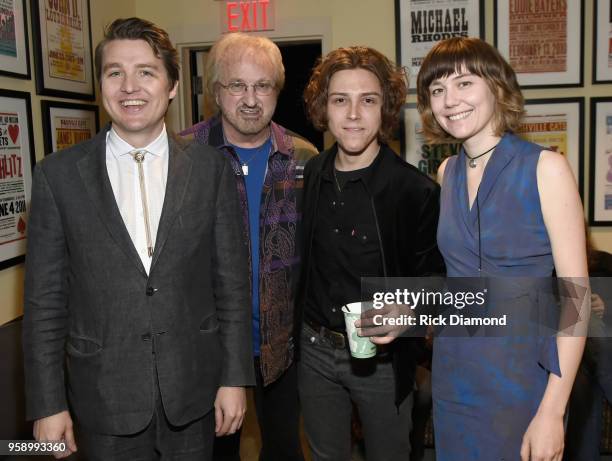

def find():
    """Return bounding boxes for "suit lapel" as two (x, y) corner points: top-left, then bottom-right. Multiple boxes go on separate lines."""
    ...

(77, 126), (147, 276)
(150, 135), (192, 271)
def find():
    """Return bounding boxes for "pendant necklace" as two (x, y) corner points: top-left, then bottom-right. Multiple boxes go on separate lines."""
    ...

(240, 143), (269, 176)
(241, 149), (259, 176)
(466, 143), (499, 168)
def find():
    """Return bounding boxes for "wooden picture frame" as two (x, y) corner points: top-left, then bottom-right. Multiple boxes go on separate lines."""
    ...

(0, 89), (35, 270)
(519, 98), (584, 199)
(30, 0), (95, 100)
(589, 97), (612, 226)
(395, 0), (484, 91)
(494, 0), (583, 88)
(593, 0), (612, 84)
(41, 100), (99, 155)
(400, 103), (461, 178)
(0, 0), (31, 79)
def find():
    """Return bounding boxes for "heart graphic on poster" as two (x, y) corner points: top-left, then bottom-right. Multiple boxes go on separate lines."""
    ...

(8, 125), (19, 144)
(17, 217), (26, 234)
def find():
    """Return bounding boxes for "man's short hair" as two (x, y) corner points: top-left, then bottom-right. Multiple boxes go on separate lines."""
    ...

(303, 46), (407, 144)
(205, 33), (285, 110)
(94, 17), (179, 89)
(416, 37), (524, 144)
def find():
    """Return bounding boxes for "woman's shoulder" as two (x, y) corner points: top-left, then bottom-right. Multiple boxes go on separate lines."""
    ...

(536, 148), (572, 177)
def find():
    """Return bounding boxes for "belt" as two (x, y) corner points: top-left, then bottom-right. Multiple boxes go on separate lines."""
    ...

(304, 317), (346, 349)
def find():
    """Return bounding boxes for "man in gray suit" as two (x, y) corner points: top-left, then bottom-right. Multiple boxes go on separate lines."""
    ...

(23, 17), (254, 460)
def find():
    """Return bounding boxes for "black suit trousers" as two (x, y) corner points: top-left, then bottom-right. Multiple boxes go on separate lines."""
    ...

(78, 375), (215, 461)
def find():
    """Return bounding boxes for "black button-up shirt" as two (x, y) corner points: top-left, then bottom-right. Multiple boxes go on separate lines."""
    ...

(304, 161), (383, 331)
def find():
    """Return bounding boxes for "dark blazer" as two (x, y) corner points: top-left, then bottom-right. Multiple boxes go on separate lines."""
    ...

(23, 125), (254, 435)
(297, 143), (445, 405)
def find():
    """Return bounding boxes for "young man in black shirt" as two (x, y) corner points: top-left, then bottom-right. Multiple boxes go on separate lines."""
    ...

(297, 46), (444, 461)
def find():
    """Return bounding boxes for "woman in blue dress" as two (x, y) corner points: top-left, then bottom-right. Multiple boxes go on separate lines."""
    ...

(415, 37), (589, 460)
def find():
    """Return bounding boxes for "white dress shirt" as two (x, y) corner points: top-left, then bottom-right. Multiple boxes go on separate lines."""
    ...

(106, 126), (169, 274)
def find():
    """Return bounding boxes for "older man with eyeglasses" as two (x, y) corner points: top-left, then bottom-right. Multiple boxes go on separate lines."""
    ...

(180, 33), (317, 461)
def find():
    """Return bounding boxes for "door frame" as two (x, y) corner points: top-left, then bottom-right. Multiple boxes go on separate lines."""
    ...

(169, 18), (332, 133)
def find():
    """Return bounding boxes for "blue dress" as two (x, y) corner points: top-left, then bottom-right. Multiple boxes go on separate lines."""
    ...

(434, 133), (561, 460)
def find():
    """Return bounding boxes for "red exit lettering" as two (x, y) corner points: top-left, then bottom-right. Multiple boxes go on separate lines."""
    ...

(226, 0), (273, 32)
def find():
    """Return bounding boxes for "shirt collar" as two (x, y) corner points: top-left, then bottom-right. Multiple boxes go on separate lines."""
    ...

(107, 124), (168, 159)
(322, 143), (384, 185)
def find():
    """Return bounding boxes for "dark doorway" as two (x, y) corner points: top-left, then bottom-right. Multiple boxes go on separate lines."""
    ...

(188, 40), (323, 151)
(276, 41), (323, 150)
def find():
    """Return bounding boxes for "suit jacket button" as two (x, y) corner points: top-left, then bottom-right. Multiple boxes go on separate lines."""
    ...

(146, 287), (156, 296)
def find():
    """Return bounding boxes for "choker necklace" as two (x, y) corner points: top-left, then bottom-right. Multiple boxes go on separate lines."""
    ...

(466, 143), (499, 168)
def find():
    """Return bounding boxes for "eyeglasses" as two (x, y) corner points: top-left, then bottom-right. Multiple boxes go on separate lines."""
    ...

(218, 80), (275, 96)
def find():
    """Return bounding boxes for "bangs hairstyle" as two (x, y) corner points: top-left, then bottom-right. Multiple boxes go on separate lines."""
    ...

(205, 33), (285, 111)
(416, 37), (524, 144)
(95, 17), (179, 90)
(303, 46), (407, 144)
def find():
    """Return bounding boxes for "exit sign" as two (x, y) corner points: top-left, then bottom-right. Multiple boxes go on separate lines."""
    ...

(221, 0), (275, 33)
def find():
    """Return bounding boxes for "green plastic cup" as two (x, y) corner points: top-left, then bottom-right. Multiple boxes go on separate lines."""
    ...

(342, 302), (377, 359)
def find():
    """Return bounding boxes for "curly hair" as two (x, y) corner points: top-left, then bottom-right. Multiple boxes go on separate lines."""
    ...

(95, 17), (179, 90)
(303, 47), (407, 143)
(416, 37), (524, 144)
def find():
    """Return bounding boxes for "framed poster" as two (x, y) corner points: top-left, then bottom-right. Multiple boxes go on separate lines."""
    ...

(0, 0), (30, 79)
(400, 103), (461, 178)
(0, 89), (35, 270)
(30, 0), (95, 100)
(593, 0), (612, 84)
(517, 98), (584, 199)
(395, 0), (484, 91)
(589, 97), (612, 226)
(494, 0), (583, 88)
(41, 100), (98, 155)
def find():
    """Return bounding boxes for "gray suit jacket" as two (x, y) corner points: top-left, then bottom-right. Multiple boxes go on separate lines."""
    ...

(23, 125), (254, 434)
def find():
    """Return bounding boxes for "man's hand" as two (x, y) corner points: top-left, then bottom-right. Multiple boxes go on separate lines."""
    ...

(355, 304), (414, 345)
(214, 386), (247, 436)
(33, 411), (77, 459)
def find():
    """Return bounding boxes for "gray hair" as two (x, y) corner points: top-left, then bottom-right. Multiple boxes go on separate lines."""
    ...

(205, 33), (285, 110)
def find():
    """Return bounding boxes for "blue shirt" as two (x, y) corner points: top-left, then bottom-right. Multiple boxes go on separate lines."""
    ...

(233, 138), (272, 356)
